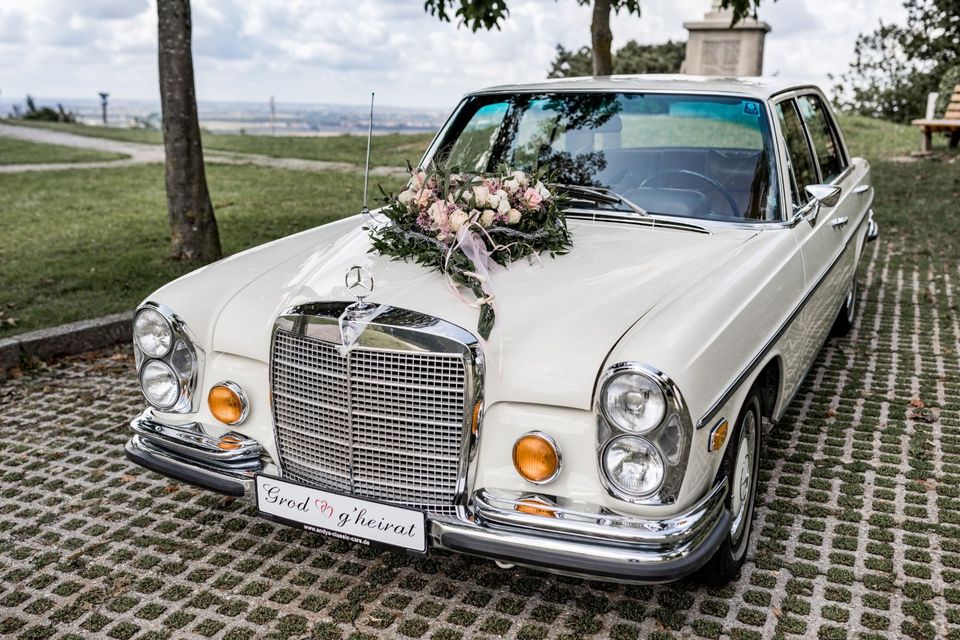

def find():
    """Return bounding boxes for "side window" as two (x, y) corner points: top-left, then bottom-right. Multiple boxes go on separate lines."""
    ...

(797, 95), (847, 182)
(775, 99), (817, 208)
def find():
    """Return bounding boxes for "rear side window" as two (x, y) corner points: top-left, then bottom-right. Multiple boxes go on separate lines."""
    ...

(797, 95), (847, 182)
(775, 100), (817, 208)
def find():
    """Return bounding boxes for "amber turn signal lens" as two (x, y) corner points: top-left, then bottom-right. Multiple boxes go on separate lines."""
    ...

(515, 498), (557, 518)
(512, 433), (560, 484)
(217, 435), (242, 451)
(709, 419), (729, 452)
(208, 384), (246, 425)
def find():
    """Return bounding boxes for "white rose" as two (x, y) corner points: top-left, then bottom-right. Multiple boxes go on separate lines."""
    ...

(511, 171), (528, 187)
(411, 171), (426, 190)
(502, 178), (519, 194)
(487, 191), (502, 210)
(497, 197), (510, 214)
(535, 181), (551, 200)
(472, 185), (490, 207)
(449, 209), (468, 232)
(480, 209), (496, 227)
(507, 208), (522, 224)
(398, 188), (416, 205)
(427, 201), (448, 228)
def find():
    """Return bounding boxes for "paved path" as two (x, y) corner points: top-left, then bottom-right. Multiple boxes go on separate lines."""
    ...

(0, 123), (405, 177)
(0, 237), (957, 639)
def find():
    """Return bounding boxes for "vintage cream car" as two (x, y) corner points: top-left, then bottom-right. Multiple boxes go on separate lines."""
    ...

(126, 76), (877, 585)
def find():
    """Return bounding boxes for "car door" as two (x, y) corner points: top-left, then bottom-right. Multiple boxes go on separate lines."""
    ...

(794, 93), (860, 350)
(773, 97), (826, 369)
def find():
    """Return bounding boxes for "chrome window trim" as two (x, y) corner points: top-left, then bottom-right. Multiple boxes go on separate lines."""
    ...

(135, 301), (204, 414)
(695, 210), (869, 431)
(269, 301), (483, 514)
(595, 362), (692, 505)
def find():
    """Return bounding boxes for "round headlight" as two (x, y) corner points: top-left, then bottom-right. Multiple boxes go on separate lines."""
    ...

(602, 435), (664, 496)
(134, 308), (173, 358)
(601, 371), (667, 433)
(140, 360), (181, 410)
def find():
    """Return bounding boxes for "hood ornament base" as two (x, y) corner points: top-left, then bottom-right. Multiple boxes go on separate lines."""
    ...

(339, 266), (381, 354)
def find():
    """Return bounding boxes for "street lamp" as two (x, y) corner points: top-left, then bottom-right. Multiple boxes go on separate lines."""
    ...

(99, 92), (109, 125)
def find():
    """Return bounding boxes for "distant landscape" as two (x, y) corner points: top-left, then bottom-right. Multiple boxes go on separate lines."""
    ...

(0, 96), (449, 136)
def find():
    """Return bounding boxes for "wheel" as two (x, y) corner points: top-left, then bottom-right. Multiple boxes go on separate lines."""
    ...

(831, 269), (858, 336)
(698, 391), (762, 586)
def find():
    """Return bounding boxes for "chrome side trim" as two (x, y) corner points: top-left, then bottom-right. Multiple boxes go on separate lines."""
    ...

(695, 210), (869, 430)
(472, 478), (727, 546)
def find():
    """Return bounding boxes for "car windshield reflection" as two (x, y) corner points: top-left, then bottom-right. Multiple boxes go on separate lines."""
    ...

(432, 92), (781, 222)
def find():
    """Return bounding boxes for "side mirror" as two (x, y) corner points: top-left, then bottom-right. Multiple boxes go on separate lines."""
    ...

(801, 184), (842, 226)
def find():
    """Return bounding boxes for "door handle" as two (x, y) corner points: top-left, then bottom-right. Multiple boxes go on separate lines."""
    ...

(853, 185), (871, 196)
(831, 217), (849, 229)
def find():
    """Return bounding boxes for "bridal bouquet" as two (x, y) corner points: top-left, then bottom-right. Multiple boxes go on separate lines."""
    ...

(368, 166), (572, 339)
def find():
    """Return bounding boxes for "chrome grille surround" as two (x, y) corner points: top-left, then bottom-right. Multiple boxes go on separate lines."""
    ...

(270, 302), (482, 518)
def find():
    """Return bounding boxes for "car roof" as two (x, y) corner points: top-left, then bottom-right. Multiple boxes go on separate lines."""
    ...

(469, 74), (818, 100)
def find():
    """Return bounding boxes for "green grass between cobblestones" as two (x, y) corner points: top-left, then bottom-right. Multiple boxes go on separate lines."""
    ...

(0, 136), (128, 164)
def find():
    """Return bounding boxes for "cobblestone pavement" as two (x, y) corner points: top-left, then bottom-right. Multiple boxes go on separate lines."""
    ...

(1, 236), (958, 640)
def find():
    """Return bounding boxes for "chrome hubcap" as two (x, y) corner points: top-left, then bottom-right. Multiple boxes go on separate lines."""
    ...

(730, 411), (756, 543)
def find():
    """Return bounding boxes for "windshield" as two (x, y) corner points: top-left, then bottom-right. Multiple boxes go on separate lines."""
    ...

(431, 92), (781, 222)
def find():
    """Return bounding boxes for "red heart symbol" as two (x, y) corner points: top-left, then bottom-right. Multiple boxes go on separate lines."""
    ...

(314, 499), (333, 518)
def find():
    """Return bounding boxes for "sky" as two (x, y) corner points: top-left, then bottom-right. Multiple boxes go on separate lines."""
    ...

(0, 0), (907, 112)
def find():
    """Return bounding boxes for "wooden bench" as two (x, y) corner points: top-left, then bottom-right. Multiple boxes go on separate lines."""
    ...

(912, 84), (960, 152)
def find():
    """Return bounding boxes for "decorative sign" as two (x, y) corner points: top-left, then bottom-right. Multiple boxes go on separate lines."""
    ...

(256, 475), (427, 553)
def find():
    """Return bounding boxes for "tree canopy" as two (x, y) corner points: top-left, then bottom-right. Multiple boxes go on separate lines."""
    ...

(832, 0), (960, 122)
(547, 40), (686, 78)
(423, 0), (764, 31)
(423, 0), (766, 75)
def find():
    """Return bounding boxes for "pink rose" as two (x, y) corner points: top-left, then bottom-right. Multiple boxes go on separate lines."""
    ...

(522, 187), (543, 210)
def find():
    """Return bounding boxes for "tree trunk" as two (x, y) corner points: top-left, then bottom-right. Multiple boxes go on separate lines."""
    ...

(158, 0), (221, 263)
(590, 0), (614, 76)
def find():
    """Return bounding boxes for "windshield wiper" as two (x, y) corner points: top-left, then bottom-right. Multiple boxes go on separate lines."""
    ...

(552, 183), (649, 217)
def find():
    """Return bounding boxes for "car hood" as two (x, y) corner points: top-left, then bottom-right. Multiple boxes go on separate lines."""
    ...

(211, 218), (757, 410)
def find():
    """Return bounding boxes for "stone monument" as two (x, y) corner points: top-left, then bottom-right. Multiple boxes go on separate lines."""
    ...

(683, 1), (771, 77)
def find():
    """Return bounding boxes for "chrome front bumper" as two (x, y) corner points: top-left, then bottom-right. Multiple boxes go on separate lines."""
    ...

(125, 411), (730, 582)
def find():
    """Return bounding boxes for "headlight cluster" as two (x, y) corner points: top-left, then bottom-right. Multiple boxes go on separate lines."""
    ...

(133, 303), (201, 413)
(597, 363), (691, 503)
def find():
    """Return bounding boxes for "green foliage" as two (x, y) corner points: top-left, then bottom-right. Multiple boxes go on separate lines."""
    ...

(9, 95), (76, 123)
(368, 166), (572, 339)
(833, 0), (960, 122)
(547, 40), (685, 78)
(424, 0), (764, 31)
(934, 65), (960, 117)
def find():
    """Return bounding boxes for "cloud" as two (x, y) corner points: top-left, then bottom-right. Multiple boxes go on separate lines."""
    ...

(0, 0), (911, 109)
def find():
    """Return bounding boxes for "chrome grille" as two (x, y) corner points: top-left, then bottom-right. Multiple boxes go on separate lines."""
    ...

(271, 327), (469, 515)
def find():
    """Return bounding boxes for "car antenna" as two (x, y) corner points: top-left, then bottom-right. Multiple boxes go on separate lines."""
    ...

(361, 91), (374, 218)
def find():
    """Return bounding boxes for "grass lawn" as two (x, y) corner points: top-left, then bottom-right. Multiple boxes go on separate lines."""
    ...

(0, 165), (406, 337)
(0, 112), (955, 338)
(0, 136), (128, 165)
(0, 119), (434, 168)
